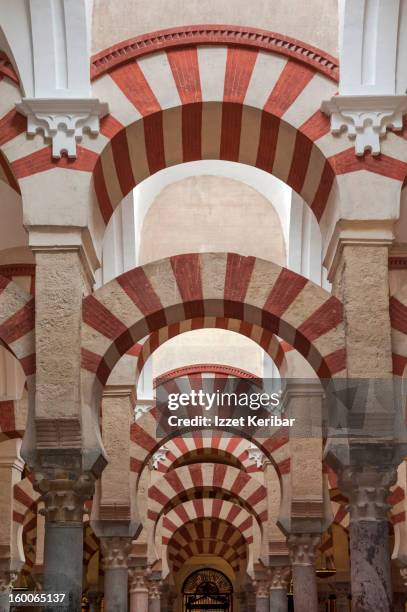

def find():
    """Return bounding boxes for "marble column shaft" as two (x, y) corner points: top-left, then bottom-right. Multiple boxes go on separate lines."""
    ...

(101, 537), (132, 612)
(288, 534), (319, 612)
(269, 566), (290, 612)
(129, 572), (149, 612)
(38, 474), (94, 612)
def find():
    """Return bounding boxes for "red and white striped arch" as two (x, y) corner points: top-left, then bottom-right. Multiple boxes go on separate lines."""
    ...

(13, 475), (40, 575)
(159, 499), (255, 546)
(89, 41), (338, 227)
(0, 275), (35, 378)
(133, 317), (288, 389)
(2, 26), (407, 219)
(158, 499), (259, 575)
(151, 433), (263, 474)
(130, 397), (290, 492)
(168, 539), (243, 574)
(165, 515), (250, 575)
(0, 64), (23, 194)
(87, 28), (407, 231)
(390, 290), (407, 376)
(82, 252), (346, 404)
(147, 462), (267, 526)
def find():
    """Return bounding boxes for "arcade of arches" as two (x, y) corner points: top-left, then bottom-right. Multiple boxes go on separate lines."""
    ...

(0, 1), (407, 611)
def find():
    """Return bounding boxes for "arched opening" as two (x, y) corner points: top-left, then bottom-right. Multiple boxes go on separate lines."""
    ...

(182, 567), (233, 612)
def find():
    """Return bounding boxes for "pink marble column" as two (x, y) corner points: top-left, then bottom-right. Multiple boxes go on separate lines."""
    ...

(129, 571), (149, 612)
(287, 534), (320, 612)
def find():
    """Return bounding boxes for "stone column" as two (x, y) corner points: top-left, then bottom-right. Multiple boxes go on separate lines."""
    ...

(269, 567), (290, 612)
(37, 472), (95, 612)
(254, 581), (269, 612)
(287, 534), (320, 612)
(148, 582), (161, 612)
(0, 571), (16, 612)
(0, 439), (24, 611)
(129, 571), (149, 612)
(338, 465), (396, 612)
(101, 537), (131, 612)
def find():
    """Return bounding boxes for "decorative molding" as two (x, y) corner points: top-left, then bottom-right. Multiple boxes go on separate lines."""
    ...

(134, 401), (154, 421)
(35, 418), (81, 450)
(154, 363), (261, 387)
(389, 256), (407, 270)
(15, 98), (109, 159)
(247, 445), (265, 469)
(151, 447), (168, 470)
(91, 25), (339, 82)
(99, 504), (131, 521)
(321, 94), (407, 156)
(0, 52), (19, 85)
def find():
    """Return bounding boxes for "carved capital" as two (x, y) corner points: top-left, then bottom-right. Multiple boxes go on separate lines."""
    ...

(149, 581), (162, 600)
(287, 534), (320, 566)
(253, 580), (269, 599)
(35, 472), (95, 523)
(129, 570), (149, 592)
(101, 537), (132, 570)
(269, 566), (290, 590)
(338, 465), (397, 522)
(0, 571), (17, 592)
(16, 98), (109, 159)
(321, 94), (407, 156)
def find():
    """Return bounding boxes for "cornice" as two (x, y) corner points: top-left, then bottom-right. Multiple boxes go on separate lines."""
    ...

(154, 363), (261, 387)
(91, 25), (339, 82)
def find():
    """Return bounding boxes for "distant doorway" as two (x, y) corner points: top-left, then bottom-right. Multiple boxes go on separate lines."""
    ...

(183, 568), (233, 612)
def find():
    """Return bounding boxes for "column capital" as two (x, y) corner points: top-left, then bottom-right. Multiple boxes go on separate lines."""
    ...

(269, 566), (290, 590)
(100, 536), (132, 570)
(16, 97), (109, 159)
(129, 569), (150, 592)
(321, 94), (407, 157)
(338, 464), (397, 522)
(287, 533), (321, 566)
(35, 471), (95, 523)
(0, 570), (17, 592)
(253, 579), (269, 599)
(148, 581), (163, 600)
